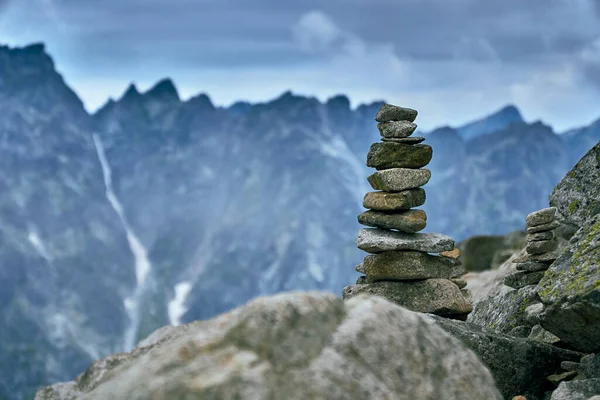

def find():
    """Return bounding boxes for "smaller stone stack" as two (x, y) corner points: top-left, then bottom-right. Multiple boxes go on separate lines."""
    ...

(342, 103), (472, 320)
(504, 207), (561, 289)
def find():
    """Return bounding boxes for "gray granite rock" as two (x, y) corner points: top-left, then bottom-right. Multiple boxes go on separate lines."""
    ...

(375, 104), (418, 123)
(35, 292), (502, 400)
(527, 220), (561, 234)
(538, 214), (600, 353)
(451, 278), (468, 289)
(367, 168), (431, 192)
(580, 353), (600, 379)
(528, 231), (555, 242)
(550, 379), (600, 400)
(525, 303), (545, 325)
(376, 120), (418, 138)
(366, 142), (433, 170)
(526, 239), (558, 255)
(503, 271), (546, 289)
(526, 207), (557, 228)
(362, 189), (426, 211)
(430, 315), (582, 400)
(358, 209), (427, 233)
(528, 324), (561, 344)
(357, 251), (456, 282)
(468, 285), (539, 336)
(550, 142), (600, 230)
(342, 279), (473, 317)
(516, 261), (551, 272)
(381, 136), (425, 144)
(356, 228), (455, 253)
(513, 250), (561, 263)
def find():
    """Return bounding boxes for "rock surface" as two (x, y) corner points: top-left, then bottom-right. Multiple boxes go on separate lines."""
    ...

(357, 209), (427, 233)
(550, 142), (600, 229)
(362, 189), (426, 211)
(377, 120), (418, 137)
(457, 235), (509, 271)
(366, 142), (433, 169)
(367, 168), (431, 192)
(468, 285), (539, 336)
(513, 250), (562, 263)
(356, 228), (455, 253)
(342, 280), (473, 316)
(35, 292), (501, 400)
(503, 271), (545, 289)
(526, 207), (557, 227)
(431, 315), (583, 400)
(375, 104), (418, 123)
(357, 251), (457, 281)
(538, 214), (600, 353)
(550, 379), (600, 400)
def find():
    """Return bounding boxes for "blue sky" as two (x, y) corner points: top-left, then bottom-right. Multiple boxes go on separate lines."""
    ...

(1, 0), (600, 131)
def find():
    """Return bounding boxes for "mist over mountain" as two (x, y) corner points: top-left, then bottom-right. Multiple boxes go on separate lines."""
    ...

(1, 43), (599, 399)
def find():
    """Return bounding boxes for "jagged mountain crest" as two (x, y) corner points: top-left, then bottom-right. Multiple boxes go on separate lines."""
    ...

(455, 104), (525, 140)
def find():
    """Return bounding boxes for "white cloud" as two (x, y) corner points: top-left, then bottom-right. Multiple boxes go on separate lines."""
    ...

(292, 11), (342, 53)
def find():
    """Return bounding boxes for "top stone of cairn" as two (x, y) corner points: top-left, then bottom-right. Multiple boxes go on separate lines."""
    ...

(375, 104), (418, 123)
(525, 207), (557, 228)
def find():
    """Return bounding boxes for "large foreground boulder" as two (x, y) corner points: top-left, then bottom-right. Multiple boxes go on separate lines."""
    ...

(36, 292), (502, 400)
(430, 315), (582, 399)
(538, 213), (600, 352)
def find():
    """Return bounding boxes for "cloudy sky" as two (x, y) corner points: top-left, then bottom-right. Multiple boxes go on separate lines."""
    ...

(1, 0), (600, 131)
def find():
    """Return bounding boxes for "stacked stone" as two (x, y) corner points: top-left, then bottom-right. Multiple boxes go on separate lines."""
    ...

(505, 207), (561, 289)
(342, 104), (473, 320)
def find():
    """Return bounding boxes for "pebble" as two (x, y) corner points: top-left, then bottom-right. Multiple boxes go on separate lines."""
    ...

(358, 209), (427, 233)
(368, 168), (431, 192)
(375, 104), (418, 123)
(527, 220), (560, 234)
(367, 142), (432, 170)
(513, 249), (561, 263)
(362, 189), (426, 211)
(527, 231), (554, 242)
(526, 239), (558, 255)
(377, 120), (417, 138)
(382, 136), (425, 144)
(441, 248), (461, 260)
(356, 228), (454, 253)
(526, 207), (557, 228)
(515, 261), (551, 272)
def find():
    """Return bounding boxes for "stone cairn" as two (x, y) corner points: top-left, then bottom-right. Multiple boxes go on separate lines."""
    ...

(342, 104), (473, 320)
(505, 207), (561, 289)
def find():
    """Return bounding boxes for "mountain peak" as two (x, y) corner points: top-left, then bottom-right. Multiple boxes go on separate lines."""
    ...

(145, 78), (180, 102)
(120, 83), (142, 102)
(456, 104), (524, 140)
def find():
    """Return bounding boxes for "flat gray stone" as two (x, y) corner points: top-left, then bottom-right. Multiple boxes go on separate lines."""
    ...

(527, 220), (560, 234)
(342, 279), (473, 317)
(358, 209), (427, 233)
(356, 228), (455, 254)
(550, 379), (600, 400)
(526, 207), (557, 228)
(366, 142), (432, 170)
(527, 231), (554, 242)
(381, 136), (425, 144)
(503, 271), (545, 289)
(513, 250), (561, 263)
(526, 239), (558, 255)
(367, 168), (431, 192)
(377, 120), (417, 138)
(375, 104), (418, 123)
(515, 261), (551, 272)
(528, 324), (561, 345)
(362, 189), (426, 211)
(357, 251), (457, 282)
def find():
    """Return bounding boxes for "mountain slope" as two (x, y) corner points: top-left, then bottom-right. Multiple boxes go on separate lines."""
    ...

(0, 43), (598, 400)
(456, 104), (524, 140)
